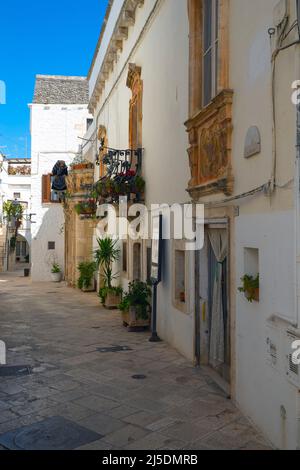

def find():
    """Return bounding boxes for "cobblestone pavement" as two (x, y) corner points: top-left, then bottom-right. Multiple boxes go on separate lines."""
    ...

(0, 271), (272, 450)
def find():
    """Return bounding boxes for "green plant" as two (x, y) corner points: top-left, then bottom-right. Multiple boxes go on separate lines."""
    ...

(94, 237), (120, 289)
(119, 280), (151, 320)
(3, 201), (23, 222)
(51, 263), (61, 274)
(74, 199), (97, 215)
(99, 286), (123, 305)
(238, 274), (259, 303)
(77, 261), (96, 290)
(9, 236), (16, 251)
(132, 175), (145, 193)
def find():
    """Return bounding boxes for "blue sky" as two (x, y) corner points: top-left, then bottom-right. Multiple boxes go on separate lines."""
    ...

(0, 0), (108, 158)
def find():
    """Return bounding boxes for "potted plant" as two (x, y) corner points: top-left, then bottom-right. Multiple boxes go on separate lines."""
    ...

(70, 156), (94, 171)
(51, 263), (62, 282)
(99, 286), (123, 307)
(94, 237), (122, 309)
(238, 274), (259, 303)
(74, 199), (97, 216)
(77, 261), (96, 292)
(119, 280), (151, 329)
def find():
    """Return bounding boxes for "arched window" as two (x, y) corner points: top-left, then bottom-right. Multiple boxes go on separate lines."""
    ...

(127, 64), (143, 152)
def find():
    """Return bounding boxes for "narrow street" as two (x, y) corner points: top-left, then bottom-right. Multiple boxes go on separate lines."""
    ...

(0, 271), (270, 450)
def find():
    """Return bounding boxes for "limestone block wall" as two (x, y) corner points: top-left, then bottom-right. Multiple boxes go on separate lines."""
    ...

(64, 169), (96, 287)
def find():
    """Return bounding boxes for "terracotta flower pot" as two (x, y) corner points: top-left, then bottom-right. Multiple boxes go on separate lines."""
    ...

(71, 163), (93, 171)
(245, 287), (259, 302)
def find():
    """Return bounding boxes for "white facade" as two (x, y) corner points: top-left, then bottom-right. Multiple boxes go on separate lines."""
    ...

(30, 101), (90, 281)
(0, 155), (32, 270)
(80, 0), (300, 449)
(85, 0), (192, 358)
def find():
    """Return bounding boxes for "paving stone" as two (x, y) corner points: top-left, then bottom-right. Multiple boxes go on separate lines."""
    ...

(38, 402), (95, 421)
(103, 405), (138, 419)
(78, 413), (127, 436)
(104, 424), (150, 447)
(0, 414), (44, 435)
(0, 273), (272, 450)
(0, 410), (19, 424)
(163, 420), (216, 443)
(123, 431), (186, 450)
(0, 416), (102, 450)
(13, 397), (59, 416)
(74, 394), (120, 412)
(76, 439), (113, 450)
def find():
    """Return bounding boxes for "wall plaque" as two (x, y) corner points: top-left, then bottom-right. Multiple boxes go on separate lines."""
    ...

(244, 126), (261, 159)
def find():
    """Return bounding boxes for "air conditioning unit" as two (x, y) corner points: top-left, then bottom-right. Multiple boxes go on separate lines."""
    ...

(285, 331), (300, 387)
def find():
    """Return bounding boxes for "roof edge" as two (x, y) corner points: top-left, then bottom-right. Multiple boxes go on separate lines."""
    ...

(35, 75), (87, 81)
(87, 0), (114, 80)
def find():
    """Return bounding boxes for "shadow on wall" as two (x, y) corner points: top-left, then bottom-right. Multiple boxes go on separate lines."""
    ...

(31, 205), (65, 282)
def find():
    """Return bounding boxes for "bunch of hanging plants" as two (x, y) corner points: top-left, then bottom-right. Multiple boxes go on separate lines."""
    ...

(95, 173), (146, 203)
(74, 198), (97, 216)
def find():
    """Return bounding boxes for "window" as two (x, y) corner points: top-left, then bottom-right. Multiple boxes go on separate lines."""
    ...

(122, 241), (128, 274)
(175, 250), (186, 304)
(48, 241), (55, 250)
(146, 246), (152, 284)
(13, 192), (21, 199)
(42, 174), (51, 203)
(133, 243), (142, 280)
(186, 0), (233, 196)
(127, 64), (143, 151)
(203, 0), (219, 106)
(87, 118), (93, 131)
(42, 174), (63, 203)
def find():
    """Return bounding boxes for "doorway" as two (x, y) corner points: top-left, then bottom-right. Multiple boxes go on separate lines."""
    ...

(197, 225), (230, 383)
(15, 235), (30, 264)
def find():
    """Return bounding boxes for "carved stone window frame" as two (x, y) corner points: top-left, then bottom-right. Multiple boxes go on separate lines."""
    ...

(127, 64), (143, 151)
(186, 0), (233, 198)
(98, 125), (108, 178)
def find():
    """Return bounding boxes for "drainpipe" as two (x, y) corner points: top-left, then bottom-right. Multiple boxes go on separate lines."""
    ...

(295, 41), (300, 450)
(295, 43), (300, 330)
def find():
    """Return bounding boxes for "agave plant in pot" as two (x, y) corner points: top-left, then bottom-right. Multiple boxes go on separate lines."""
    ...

(77, 261), (96, 292)
(51, 263), (62, 282)
(119, 280), (151, 329)
(94, 237), (122, 309)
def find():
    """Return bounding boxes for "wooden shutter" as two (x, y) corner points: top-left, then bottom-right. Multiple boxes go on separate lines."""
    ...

(42, 174), (51, 203)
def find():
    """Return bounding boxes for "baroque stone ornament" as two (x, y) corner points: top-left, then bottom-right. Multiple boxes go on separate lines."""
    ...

(185, 89), (234, 198)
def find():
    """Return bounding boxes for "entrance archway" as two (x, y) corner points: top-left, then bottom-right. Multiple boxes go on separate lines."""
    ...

(15, 234), (30, 264)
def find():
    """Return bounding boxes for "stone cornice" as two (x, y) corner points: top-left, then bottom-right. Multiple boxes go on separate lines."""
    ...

(89, 0), (144, 115)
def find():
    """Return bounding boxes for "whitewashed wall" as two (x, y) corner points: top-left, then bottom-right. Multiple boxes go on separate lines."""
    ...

(30, 104), (90, 281)
(88, 0), (192, 359)
(231, 0), (298, 448)
(0, 160), (32, 258)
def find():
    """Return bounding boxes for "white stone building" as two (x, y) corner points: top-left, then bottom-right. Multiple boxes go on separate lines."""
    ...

(0, 154), (31, 271)
(65, 0), (300, 449)
(29, 75), (91, 281)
